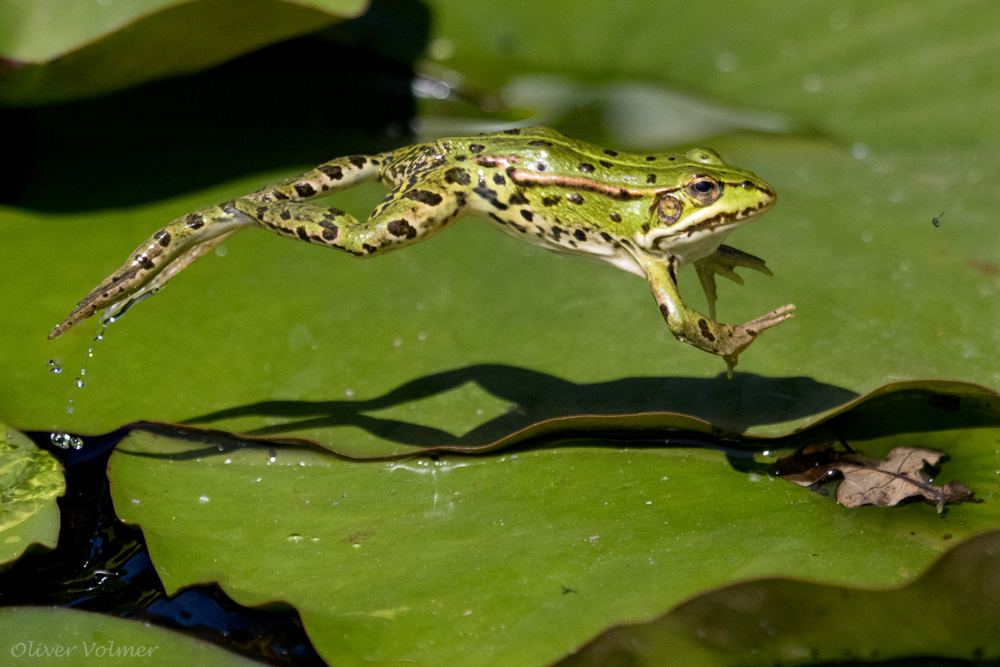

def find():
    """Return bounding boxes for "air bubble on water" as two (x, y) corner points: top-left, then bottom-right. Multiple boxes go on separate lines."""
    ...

(50, 432), (72, 449)
(48, 360), (63, 374)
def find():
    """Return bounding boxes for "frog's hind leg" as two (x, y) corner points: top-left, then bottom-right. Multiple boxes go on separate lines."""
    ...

(48, 202), (256, 339)
(694, 244), (773, 321)
(49, 153), (394, 339)
(233, 175), (470, 258)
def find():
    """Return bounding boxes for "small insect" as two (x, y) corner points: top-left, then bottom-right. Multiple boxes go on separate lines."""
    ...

(932, 211), (944, 227)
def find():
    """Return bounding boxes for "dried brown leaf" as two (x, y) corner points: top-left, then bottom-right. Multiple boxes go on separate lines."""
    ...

(776, 443), (977, 510)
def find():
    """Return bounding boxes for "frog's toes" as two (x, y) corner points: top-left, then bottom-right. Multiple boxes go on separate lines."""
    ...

(744, 303), (795, 333)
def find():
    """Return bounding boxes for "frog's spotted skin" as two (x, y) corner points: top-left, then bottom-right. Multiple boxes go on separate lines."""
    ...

(50, 128), (794, 374)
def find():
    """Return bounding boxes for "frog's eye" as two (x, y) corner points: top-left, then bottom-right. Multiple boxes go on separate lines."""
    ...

(656, 194), (683, 225)
(686, 176), (722, 205)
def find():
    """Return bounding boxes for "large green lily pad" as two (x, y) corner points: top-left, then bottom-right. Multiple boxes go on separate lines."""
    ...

(108, 423), (1000, 665)
(0, 0), (368, 105)
(0, 424), (65, 565)
(0, 606), (266, 665)
(3, 134), (997, 446)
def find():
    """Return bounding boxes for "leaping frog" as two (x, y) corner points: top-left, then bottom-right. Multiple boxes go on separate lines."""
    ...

(49, 128), (794, 375)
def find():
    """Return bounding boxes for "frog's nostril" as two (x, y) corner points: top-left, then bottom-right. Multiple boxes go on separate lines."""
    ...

(741, 180), (753, 189)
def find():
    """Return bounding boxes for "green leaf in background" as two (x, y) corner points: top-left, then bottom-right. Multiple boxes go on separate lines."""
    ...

(0, 424), (65, 565)
(423, 0), (1000, 149)
(557, 529), (1000, 666)
(0, 606), (267, 666)
(108, 423), (1000, 665)
(0, 0), (368, 105)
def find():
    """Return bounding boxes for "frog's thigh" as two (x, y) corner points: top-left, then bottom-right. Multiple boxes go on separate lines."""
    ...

(363, 181), (469, 251)
(235, 183), (465, 257)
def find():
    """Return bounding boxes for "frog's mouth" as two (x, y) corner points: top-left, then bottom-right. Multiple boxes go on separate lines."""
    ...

(638, 193), (775, 254)
(675, 196), (775, 239)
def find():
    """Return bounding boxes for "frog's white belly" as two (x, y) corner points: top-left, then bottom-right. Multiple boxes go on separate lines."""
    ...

(477, 210), (648, 276)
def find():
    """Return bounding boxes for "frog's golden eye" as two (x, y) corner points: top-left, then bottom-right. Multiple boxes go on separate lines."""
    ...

(656, 194), (683, 225)
(686, 176), (722, 205)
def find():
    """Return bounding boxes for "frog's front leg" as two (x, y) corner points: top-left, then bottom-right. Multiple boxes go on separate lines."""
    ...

(694, 244), (773, 321)
(644, 258), (794, 377)
(49, 152), (390, 339)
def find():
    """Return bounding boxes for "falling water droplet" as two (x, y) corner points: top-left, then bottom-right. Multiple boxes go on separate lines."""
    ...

(48, 360), (62, 374)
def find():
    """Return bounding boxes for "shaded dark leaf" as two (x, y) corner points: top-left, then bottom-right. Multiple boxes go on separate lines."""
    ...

(777, 442), (977, 510)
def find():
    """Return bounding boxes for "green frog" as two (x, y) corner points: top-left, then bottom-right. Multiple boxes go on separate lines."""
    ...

(49, 128), (793, 375)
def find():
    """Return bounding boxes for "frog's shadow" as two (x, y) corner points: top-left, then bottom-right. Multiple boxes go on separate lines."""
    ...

(186, 365), (858, 449)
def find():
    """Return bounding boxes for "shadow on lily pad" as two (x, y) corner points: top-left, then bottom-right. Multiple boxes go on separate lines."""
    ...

(556, 528), (1000, 666)
(186, 365), (858, 453)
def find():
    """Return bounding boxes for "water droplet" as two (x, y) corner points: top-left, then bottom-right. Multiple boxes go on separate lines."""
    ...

(224, 458), (232, 464)
(66, 400), (74, 414)
(70, 436), (84, 450)
(802, 73), (823, 93)
(87, 348), (94, 358)
(48, 359), (63, 374)
(345, 388), (355, 397)
(199, 495), (210, 503)
(74, 378), (85, 388)
(287, 534), (304, 543)
(101, 287), (161, 327)
(80, 369), (86, 376)
(716, 52), (737, 72)
(50, 432), (72, 449)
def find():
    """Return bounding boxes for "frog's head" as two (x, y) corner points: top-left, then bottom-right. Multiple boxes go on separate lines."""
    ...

(637, 148), (776, 263)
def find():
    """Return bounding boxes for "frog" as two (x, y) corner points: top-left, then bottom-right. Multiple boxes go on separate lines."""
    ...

(48, 127), (793, 375)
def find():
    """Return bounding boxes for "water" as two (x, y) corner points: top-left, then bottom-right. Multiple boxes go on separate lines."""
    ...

(101, 287), (162, 327)
(50, 433), (84, 450)
(47, 360), (62, 374)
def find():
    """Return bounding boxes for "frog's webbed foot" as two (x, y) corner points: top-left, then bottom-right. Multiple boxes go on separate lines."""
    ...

(694, 245), (772, 320)
(646, 257), (793, 377)
(717, 304), (796, 377)
(48, 205), (252, 339)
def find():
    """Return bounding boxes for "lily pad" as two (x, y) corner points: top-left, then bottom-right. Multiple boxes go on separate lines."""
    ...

(108, 422), (1000, 665)
(558, 529), (1000, 666)
(424, 0), (1000, 148)
(2, 135), (997, 445)
(0, 424), (65, 565)
(0, 605), (267, 665)
(0, 0), (368, 105)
